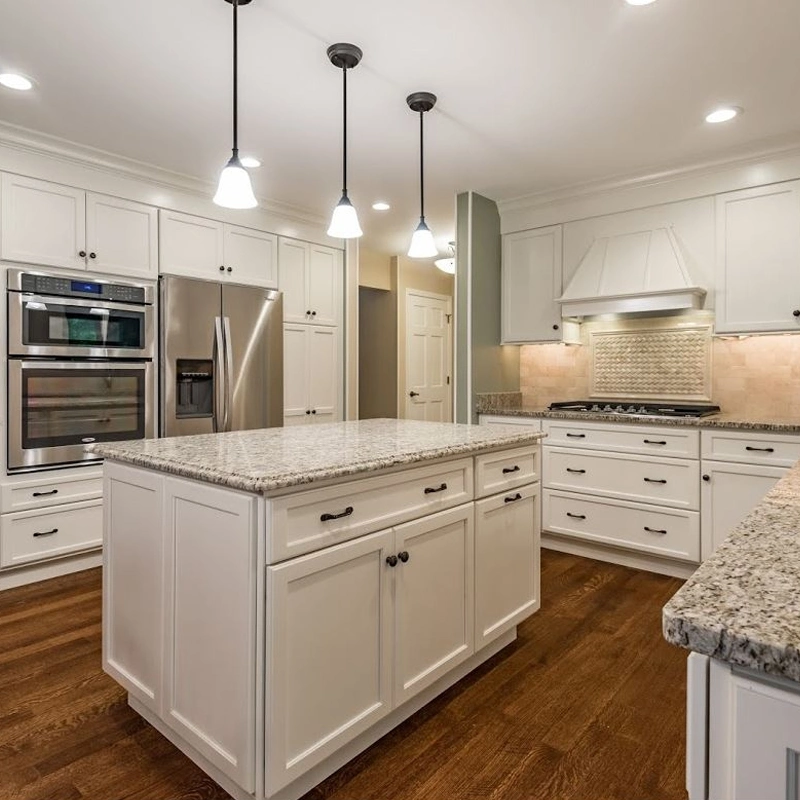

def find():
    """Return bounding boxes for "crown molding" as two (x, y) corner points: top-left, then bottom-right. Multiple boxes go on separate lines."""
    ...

(0, 119), (327, 228)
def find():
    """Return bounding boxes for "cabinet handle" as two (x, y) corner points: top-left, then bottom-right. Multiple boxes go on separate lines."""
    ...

(504, 493), (523, 504)
(220, 265), (226, 272)
(424, 483), (447, 494)
(311, 409), (317, 414)
(89, 252), (97, 259)
(386, 554), (398, 567)
(566, 433), (586, 439)
(79, 250), (86, 258)
(305, 410), (311, 415)
(502, 465), (520, 474)
(644, 526), (668, 535)
(33, 528), (59, 538)
(702, 474), (710, 482)
(398, 551), (410, 563)
(567, 512), (586, 520)
(644, 439), (667, 446)
(320, 506), (354, 522)
(745, 446), (775, 453)
(32, 489), (59, 497)
(552, 324), (560, 331)
(794, 309), (800, 318)
(306, 310), (312, 316)
(227, 266), (232, 273)
(644, 478), (667, 484)
(566, 468), (586, 474)
(311, 311), (317, 316)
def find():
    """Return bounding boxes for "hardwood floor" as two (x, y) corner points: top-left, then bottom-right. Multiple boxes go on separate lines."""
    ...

(0, 551), (687, 800)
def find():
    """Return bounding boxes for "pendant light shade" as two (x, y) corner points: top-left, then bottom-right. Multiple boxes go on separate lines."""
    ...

(214, 0), (258, 210)
(435, 241), (456, 274)
(327, 43), (363, 239)
(406, 91), (437, 259)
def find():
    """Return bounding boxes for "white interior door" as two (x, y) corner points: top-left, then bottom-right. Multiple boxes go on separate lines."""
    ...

(405, 290), (452, 422)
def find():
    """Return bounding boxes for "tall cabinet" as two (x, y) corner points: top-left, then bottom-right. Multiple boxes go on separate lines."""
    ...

(278, 237), (343, 426)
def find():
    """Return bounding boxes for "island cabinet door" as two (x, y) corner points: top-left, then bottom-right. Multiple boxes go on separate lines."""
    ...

(265, 529), (394, 796)
(162, 477), (259, 794)
(393, 504), (475, 707)
(474, 484), (540, 649)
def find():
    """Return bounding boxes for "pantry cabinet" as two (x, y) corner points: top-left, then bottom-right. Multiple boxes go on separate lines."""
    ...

(278, 237), (342, 326)
(283, 324), (340, 426)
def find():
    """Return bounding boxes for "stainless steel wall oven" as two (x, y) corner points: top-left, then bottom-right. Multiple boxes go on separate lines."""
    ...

(6, 269), (155, 472)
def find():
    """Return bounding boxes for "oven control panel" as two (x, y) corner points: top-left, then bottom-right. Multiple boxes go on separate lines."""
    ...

(18, 273), (148, 305)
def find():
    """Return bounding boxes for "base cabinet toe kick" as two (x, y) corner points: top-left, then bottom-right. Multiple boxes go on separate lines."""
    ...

(101, 445), (542, 800)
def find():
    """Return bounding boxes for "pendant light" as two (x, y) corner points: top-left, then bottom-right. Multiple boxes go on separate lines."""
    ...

(327, 43), (363, 239)
(435, 241), (456, 274)
(214, 0), (258, 209)
(406, 91), (438, 259)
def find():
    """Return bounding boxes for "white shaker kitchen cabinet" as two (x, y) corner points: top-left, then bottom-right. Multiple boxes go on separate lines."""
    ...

(700, 460), (787, 560)
(1, 173), (86, 271)
(715, 181), (800, 333)
(277, 238), (308, 323)
(86, 193), (158, 279)
(265, 529), (394, 795)
(393, 505), (475, 706)
(162, 477), (258, 793)
(222, 224), (277, 288)
(475, 484), (540, 649)
(502, 225), (564, 343)
(159, 210), (225, 279)
(278, 237), (343, 326)
(283, 324), (310, 425)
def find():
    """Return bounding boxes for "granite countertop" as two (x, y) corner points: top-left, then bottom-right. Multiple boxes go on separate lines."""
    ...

(663, 463), (800, 682)
(94, 419), (545, 494)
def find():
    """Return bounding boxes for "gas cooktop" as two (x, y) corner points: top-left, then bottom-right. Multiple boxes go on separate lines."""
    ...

(547, 400), (721, 419)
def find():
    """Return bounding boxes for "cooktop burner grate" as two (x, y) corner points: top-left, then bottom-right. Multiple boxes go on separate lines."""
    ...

(547, 401), (721, 418)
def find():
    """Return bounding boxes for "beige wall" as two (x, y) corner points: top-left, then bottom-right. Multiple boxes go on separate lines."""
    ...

(359, 246), (392, 290)
(359, 286), (398, 419)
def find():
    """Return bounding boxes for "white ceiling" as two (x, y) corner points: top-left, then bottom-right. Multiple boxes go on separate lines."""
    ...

(1, 0), (800, 256)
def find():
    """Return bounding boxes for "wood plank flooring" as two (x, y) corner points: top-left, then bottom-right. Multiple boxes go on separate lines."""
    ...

(0, 551), (687, 800)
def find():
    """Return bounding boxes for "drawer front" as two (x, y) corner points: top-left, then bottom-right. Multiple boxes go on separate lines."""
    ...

(0, 500), (103, 567)
(543, 420), (700, 459)
(1, 470), (103, 513)
(701, 429), (800, 467)
(267, 459), (474, 563)
(475, 445), (539, 499)
(543, 490), (700, 562)
(543, 447), (700, 510)
(479, 415), (543, 431)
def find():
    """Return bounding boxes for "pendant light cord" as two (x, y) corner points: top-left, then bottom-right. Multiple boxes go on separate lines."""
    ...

(342, 65), (348, 195)
(232, 0), (239, 156)
(419, 110), (425, 220)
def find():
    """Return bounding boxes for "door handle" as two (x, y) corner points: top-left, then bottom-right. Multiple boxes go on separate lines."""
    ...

(223, 316), (233, 432)
(213, 317), (224, 433)
(409, 391), (420, 398)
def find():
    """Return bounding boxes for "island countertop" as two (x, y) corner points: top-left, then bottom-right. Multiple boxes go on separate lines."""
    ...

(94, 419), (545, 494)
(663, 461), (800, 682)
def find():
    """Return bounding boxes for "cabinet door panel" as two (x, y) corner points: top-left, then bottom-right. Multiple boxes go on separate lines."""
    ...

(159, 210), (224, 278)
(308, 245), (341, 326)
(223, 224), (277, 288)
(266, 529), (393, 795)
(283, 324), (309, 424)
(308, 325), (339, 421)
(278, 238), (309, 323)
(163, 478), (257, 793)
(393, 504), (474, 705)
(1, 173), (86, 270)
(475, 485), (540, 647)
(86, 193), (158, 278)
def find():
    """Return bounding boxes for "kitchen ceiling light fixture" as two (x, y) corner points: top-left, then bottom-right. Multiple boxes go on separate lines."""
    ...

(240, 156), (261, 168)
(705, 106), (742, 124)
(407, 91), (438, 259)
(435, 241), (456, 274)
(327, 43), (363, 239)
(372, 201), (391, 211)
(213, 0), (258, 210)
(625, 0), (658, 5)
(0, 73), (34, 91)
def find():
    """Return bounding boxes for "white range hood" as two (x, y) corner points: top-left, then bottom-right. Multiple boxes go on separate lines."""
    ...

(558, 226), (706, 318)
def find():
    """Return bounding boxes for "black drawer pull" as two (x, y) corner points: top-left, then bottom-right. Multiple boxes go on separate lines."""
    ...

(566, 468), (586, 474)
(567, 512), (586, 520)
(424, 483), (447, 494)
(566, 433), (586, 439)
(504, 493), (522, 504)
(33, 528), (59, 538)
(644, 478), (667, 484)
(502, 465), (520, 474)
(32, 489), (59, 497)
(746, 446), (775, 453)
(320, 506), (354, 522)
(644, 526), (668, 535)
(644, 440), (667, 446)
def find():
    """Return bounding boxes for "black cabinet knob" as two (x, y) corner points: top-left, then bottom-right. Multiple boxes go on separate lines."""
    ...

(305, 410), (311, 415)
(702, 474), (710, 482)
(794, 310), (800, 318)
(398, 551), (410, 563)
(220, 265), (226, 272)
(553, 324), (560, 331)
(311, 409), (317, 414)
(89, 252), (97, 259)
(79, 250), (86, 258)
(227, 266), (232, 273)
(311, 311), (317, 316)
(386, 555), (398, 567)
(306, 310), (312, 316)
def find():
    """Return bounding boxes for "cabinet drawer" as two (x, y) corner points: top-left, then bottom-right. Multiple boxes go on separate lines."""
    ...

(701, 429), (800, 467)
(0, 500), (103, 567)
(543, 420), (700, 458)
(479, 415), (543, 432)
(267, 459), (474, 563)
(0, 469), (103, 513)
(543, 447), (700, 510)
(543, 490), (700, 562)
(475, 445), (539, 499)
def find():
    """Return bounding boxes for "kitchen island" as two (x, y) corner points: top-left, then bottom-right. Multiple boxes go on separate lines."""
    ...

(97, 419), (545, 800)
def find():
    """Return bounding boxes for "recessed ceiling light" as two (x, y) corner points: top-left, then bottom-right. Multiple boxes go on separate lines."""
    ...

(625, 0), (657, 5)
(372, 202), (390, 211)
(705, 106), (742, 124)
(0, 73), (33, 91)
(240, 156), (261, 168)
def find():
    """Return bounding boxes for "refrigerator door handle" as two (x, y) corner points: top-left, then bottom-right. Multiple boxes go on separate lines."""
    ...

(223, 316), (234, 432)
(213, 316), (225, 433)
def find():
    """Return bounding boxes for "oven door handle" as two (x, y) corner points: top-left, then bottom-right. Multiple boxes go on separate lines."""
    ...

(222, 317), (233, 433)
(213, 317), (225, 434)
(18, 293), (149, 314)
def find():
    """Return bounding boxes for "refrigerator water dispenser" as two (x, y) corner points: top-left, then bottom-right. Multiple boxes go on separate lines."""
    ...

(176, 359), (213, 418)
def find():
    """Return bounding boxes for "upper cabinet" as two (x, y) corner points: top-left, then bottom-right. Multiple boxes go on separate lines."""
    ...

(715, 181), (800, 334)
(160, 210), (277, 288)
(1, 174), (158, 278)
(502, 225), (564, 343)
(278, 237), (342, 327)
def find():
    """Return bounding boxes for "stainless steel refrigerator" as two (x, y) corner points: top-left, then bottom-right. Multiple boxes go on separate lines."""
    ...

(159, 276), (283, 437)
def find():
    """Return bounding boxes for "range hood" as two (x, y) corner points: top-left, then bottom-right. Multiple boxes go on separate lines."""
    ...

(558, 226), (706, 318)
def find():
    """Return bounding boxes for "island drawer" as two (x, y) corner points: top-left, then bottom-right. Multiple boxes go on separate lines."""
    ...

(0, 469), (103, 513)
(543, 420), (700, 459)
(543, 490), (700, 563)
(0, 500), (103, 567)
(543, 447), (700, 510)
(474, 446), (539, 499)
(701, 430), (800, 467)
(266, 458), (474, 563)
